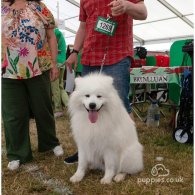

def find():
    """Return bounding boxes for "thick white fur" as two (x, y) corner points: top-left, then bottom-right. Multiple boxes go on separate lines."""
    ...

(68, 73), (143, 184)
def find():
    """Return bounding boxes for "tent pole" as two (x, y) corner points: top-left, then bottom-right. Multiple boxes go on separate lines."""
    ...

(57, 1), (59, 24)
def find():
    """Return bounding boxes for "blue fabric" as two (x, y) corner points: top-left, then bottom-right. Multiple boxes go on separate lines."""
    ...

(82, 57), (132, 113)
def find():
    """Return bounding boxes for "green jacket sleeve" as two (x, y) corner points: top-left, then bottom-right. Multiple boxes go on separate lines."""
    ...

(54, 28), (66, 63)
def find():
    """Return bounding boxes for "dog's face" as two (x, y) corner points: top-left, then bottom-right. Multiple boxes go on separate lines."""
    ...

(70, 73), (116, 123)
(82, 92), (105, 123)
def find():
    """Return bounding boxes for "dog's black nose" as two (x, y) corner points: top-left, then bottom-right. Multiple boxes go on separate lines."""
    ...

(89, 103), (96, 110)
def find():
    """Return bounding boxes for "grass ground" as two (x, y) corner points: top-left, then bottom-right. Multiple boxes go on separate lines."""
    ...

(2, 108), (193, 195)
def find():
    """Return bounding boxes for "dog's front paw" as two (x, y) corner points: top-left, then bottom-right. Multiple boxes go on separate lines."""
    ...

(70, 174), (83, 183)
(100, 177), (112, 184)
(114, 173), (126, 183)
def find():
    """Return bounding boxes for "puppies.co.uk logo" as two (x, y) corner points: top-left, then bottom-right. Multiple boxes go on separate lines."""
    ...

(151, 163), (169, 177)
(137, 163), (183, 185)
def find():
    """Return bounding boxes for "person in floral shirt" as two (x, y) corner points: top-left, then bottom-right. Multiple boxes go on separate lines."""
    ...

(2, 0), (64, 171)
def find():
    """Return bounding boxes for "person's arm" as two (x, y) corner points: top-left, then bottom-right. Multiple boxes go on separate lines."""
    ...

(65, 22), (86, 71)
(46, 28), (59, 81)
(108, 0), (147, 20)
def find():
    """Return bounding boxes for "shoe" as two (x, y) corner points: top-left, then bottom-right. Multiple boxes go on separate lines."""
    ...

(53, 145), (64, 157)
(64, 152), (78, 164)
(8, 160), (20, 171)
(54, 112), (64, 118)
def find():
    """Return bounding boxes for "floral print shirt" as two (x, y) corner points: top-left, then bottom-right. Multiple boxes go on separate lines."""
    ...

(1, 1), (55, 79)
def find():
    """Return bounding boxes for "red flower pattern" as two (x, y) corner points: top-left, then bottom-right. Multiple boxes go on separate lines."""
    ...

(42, 8), (49, 16)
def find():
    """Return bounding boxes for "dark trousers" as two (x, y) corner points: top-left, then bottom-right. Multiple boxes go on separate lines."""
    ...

(2, 71), (60, 163)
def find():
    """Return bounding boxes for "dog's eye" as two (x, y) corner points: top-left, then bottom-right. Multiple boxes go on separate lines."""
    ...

(97, 95), (102, 98)
(85, 94), (90, 98)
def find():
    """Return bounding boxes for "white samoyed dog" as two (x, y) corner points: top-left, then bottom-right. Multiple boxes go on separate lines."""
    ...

(68, 73), (143, 184)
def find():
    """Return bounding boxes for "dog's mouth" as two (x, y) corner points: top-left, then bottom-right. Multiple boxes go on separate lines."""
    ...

(84, 105), (103, 123)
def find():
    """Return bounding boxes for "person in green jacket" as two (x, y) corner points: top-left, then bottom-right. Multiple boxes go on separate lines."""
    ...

(51, 28), (69, 118)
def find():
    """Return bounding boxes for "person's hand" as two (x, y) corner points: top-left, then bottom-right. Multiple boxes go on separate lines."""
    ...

(50, 64), (59, 81)
(64, 53), (78, 73)
(108, 0), (128, 16)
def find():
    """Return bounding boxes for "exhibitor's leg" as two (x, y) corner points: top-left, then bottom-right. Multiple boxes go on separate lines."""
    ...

(2, 78), (33, 164)
(51, 77), (63, 114)
(59, 68), (69, 107)
(26, 71), (60, 152)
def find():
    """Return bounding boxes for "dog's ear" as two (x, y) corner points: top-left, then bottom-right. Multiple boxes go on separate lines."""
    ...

(106, 76), (114, 86)
(74, 77), (82, 89)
